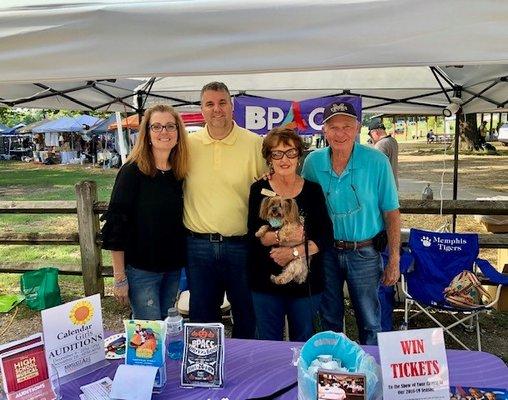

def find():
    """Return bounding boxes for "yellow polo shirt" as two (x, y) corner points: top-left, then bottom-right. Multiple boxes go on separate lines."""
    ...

(184, 123), (266, 236)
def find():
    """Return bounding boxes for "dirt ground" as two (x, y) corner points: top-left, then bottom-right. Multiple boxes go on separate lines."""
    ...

(0, 143), (507, 362)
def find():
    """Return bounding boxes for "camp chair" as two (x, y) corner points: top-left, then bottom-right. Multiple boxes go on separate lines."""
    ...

(401, 228), (508, 351)
(175, 268), (232, 322)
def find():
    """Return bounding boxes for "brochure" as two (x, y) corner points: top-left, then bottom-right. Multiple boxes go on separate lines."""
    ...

(317, 370), (366, 400)
(79, 377), (112, 400)
(181, 323), (225, 388)
(450, 385), (507, 399)
(124, 319), (166, 389)
(0, 339), (56, 400)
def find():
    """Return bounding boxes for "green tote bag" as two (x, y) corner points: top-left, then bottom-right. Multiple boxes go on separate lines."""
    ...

(20, 267), (62, 310)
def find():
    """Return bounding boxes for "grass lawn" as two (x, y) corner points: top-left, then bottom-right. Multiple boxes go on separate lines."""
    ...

(0, 162), (117, 268)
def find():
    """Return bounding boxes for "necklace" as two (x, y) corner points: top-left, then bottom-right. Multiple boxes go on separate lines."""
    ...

(270, 175), (301, 198)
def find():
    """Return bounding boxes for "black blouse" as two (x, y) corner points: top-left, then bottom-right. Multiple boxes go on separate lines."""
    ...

(101, 162), (186, 272)
(247, 179), (333, 297)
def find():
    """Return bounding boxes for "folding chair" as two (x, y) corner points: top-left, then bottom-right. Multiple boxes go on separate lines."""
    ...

(175, 268), (232, 322)
(401, 228), (508, 351)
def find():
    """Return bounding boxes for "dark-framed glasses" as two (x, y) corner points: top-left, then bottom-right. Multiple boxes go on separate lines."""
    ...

(326, 171), (362, 217)
(270, 148), (300, 160)
(150, 123), (178, 133)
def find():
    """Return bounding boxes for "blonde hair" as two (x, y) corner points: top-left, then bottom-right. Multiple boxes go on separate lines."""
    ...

(127, 104), (189, 179)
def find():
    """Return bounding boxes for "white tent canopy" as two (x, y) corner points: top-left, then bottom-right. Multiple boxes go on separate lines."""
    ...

(140, 65), (508, 114)
(0, 0), (507, 114)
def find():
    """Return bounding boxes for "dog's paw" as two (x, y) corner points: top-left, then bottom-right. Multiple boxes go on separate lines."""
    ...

(270, 274), (290, 285)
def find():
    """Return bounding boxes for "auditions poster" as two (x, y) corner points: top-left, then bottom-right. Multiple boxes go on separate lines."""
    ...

(41, 294), (105, 379)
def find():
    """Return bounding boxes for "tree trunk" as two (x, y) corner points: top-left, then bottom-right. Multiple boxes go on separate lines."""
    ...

(462, 113), (482, 151)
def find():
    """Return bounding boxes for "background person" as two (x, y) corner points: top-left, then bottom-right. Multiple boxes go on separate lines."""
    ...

(302, 101), (400, 345)
(368, 118), (400, 332)
(101, 104), (189, 320)
(248, 127), (333, 341)
(184, 82), (266, 338)
(368, 118), (399, 189)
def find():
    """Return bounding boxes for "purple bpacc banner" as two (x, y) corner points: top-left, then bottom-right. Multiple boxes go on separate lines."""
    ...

(233, 95), (362, 135)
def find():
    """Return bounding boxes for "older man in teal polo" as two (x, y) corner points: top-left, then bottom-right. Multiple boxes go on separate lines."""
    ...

(302, 101), (400, 345)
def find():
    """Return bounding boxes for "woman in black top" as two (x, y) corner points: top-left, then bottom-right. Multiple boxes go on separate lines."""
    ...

(248, 127), (333, 341)
(101, 104), (189, 320)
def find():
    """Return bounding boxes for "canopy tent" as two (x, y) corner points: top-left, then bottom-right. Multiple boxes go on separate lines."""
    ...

(107, 112), (205, 131)
(0, 123), (10, 132)
(139, 66), (508, 115)
(32, 116), (102, 133)
(87, 114), (117, 134)
(0, 123), (26, 135)
(108, 115), (140, 131)
(0, 79), (148, 112)
(75, 115), (101, 129)
(0, 1), (507, 115)
(17, 119), (52, 134)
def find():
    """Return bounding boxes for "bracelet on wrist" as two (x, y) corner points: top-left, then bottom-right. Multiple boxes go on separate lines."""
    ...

(275, 230), (280, 244)
(114, 277), (128, 288)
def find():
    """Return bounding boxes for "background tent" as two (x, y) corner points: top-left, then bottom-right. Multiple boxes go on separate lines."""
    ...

(32, 116), (101, 134)
(0, 123), (26, 135)
(107, 112), (204, 131)
(0, 123), (10, 133)
(17, 119), (52, 134)
(108, 115), (140, 131)
(87, 114), (117, 134)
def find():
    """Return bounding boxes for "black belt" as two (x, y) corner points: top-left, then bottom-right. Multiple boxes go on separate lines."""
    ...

(334, 239), (373, 250)
(188, 230), (247, 243)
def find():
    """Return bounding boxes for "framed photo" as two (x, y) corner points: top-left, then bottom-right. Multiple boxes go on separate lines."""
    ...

(317, 370), (366, 400)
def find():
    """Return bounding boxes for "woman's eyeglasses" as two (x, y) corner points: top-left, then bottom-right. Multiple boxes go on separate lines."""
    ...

(270, 148), (300, 160)
(150, 123), (178, 133)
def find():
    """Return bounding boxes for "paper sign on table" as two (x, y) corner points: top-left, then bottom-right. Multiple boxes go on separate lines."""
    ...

(378, 328), (449, 400)
(42, 294), (106, 381)
(110, 364), (158, 400)
(181, 323), (225, 388)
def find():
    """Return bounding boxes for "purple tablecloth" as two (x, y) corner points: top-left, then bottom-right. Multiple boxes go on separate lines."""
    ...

(62, 338), (508, 399)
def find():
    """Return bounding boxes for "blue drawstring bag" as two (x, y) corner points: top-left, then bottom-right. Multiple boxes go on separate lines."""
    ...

(298, 331), (382, 400)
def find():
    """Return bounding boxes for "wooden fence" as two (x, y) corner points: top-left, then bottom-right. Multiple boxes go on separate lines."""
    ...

(0, 180), (507, 296)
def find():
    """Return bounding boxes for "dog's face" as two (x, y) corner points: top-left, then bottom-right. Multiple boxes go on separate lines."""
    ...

(259, 195), (300, 225)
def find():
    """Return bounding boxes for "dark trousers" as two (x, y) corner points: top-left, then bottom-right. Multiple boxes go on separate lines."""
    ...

(186, 236), (256, 339)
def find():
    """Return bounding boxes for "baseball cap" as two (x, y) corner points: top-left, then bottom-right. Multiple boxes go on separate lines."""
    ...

(368, 118), (385, 132)
(322, 101), (358, 123)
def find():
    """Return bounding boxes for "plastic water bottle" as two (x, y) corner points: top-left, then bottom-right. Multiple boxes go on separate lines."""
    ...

(165, 307), (183, 360)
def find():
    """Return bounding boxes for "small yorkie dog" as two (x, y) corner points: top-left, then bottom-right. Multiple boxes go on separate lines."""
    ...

(255, 195), (308, 285)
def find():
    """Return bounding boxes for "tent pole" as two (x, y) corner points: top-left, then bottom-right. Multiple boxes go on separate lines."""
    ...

(136, 91), (144, 126)
(451, 108), (462, 232)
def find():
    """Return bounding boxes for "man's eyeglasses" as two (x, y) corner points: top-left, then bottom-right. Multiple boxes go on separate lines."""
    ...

(270, 148), (300, 160)
(325, 149), (361, 217)
(150, 123), (178, 133)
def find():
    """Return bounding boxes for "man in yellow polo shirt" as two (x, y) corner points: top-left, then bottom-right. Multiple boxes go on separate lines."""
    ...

(184, 81), (266, 338)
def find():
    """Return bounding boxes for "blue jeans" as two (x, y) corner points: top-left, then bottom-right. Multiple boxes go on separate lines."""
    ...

(321, 245), (382, 345)
(126, 266), (181, 320)
(186, 236), (255, 339)
(252, 291), (321, 342)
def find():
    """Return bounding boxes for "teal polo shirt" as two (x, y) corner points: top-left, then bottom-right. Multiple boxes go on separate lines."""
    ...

(302, 143), (399, 241)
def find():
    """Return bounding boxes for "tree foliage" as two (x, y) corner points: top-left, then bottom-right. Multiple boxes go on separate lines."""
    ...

(0, 107), (111, 127)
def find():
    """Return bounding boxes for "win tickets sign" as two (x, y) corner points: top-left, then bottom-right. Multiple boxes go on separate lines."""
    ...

(233, 95), (362, 135)
(378, 328), (450, 400)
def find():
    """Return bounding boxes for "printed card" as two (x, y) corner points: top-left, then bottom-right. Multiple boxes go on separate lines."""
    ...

(181, 323), (225, 388)
(317, 370), (366, 400)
